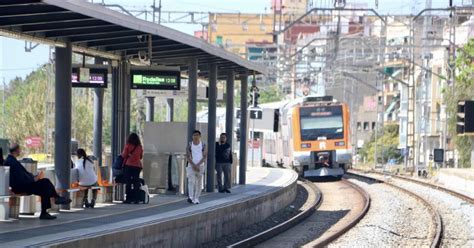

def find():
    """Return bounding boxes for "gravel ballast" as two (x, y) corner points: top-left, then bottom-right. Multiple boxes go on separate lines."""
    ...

(330, 176), (434, 247)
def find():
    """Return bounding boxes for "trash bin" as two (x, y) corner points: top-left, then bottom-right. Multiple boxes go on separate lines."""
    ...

(114, 184), (125, 202)
(177, 155), (187, 196)
(0, 166), (10, 220)
(19, 158), (37, 215)
(0, 166), (9, 195)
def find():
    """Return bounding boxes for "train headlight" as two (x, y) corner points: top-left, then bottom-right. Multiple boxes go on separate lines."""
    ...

(301, 143), (311, 148)
(335, 141), (345, 146)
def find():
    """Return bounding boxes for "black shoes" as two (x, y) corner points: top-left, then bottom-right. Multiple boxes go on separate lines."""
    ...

(225, 189), (231, 193)
(218, 190), (225, 193)
(83, 199), (96, 208)
(39, 212), (56, 220)
(55, 197), (72, 205)
(187, 198), (193, 204)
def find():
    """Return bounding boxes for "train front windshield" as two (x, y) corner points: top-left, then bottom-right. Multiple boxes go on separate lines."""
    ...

(299, 105), (344, 141)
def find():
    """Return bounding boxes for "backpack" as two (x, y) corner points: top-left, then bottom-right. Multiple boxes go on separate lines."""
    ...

(187, 142), (206, 160)
(113, 145), (138, 172)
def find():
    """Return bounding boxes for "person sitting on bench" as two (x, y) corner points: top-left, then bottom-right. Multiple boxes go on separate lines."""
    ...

(6, 144), (71, 220)
(74, 149), (98, 208)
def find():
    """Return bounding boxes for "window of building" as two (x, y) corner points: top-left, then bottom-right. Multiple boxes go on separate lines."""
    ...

(357, 122), (362, 131)
(364, 122), (369, 131)
(215, 36), (223, 46)
(372, 122), (376, 130)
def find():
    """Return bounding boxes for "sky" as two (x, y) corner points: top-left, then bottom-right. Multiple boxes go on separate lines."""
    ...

(0, 0), (469, 83)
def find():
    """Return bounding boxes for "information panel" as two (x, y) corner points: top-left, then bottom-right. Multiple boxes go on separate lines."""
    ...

(71, 68), (108, 88)
(130, 70), (181, 90)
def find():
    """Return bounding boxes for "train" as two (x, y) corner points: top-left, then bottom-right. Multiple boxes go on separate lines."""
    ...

(260, 96), (352, 179)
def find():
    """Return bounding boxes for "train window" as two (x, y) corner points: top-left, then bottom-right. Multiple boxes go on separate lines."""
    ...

(363, 122), (369, 131)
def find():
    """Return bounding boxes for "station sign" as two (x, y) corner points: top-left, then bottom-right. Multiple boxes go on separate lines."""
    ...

(250, 109), (263, 120)
(130, 69), (180, 90)
(25, 136), (42, 148)
(72, 67), (108, 88)
(143, 88), (188, 98)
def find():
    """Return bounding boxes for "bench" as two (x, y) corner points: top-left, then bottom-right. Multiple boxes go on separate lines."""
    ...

(0, 191), (30, 221)
(67, 185), (101, 208)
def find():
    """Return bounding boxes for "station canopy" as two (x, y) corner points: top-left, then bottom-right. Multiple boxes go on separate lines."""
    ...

(0, 0), (267, 76)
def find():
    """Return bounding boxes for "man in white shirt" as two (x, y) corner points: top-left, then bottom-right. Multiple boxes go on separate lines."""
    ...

(186, 130), (207, 204)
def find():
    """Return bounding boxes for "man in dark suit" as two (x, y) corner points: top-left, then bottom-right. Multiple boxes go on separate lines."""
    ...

(6, 144), (71, 220)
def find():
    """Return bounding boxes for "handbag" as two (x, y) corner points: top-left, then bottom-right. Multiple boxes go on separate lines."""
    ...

(113, 145), (138, 172)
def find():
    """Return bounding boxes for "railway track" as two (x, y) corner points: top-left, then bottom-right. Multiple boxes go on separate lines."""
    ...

(344, 172), (441, 248)
(350, 169), (474, 247)
(227, 180), (322, 248)
(239, 179), (370, 248)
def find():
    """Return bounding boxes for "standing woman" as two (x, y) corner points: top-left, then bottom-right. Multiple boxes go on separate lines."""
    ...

(75, 149), (98, 208)
(122, 133), (143, 204)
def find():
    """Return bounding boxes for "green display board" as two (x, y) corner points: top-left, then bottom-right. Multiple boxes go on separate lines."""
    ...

(130, 70), (180, 90)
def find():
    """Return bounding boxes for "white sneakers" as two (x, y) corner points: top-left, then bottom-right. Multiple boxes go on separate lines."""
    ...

(192, 199), (200, 204)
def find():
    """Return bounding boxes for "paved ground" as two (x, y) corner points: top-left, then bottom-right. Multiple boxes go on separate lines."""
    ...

(0, 167), (296, 247)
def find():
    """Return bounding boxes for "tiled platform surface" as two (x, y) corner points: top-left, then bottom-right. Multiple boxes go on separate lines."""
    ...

(0, 167), (298, 248)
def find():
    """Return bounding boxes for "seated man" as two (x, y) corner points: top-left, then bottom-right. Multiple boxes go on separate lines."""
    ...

(6, 144), (71, 220)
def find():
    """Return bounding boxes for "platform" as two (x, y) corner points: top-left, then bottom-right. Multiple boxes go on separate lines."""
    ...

(0, 167), (297, 247)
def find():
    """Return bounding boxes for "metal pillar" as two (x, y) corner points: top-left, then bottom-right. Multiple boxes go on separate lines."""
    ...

(124, 61), (131, 139)
(111, 63), (119, 161)
(54, 42), (72, 204)
(225, 70), (235, 149)
(187, 58), (198, 143)
(166, 98), (174, 122)
(206, 63), (217, 192)
(146, 97), (155, 122)
(93, 88), (104, 166)
(111, 61), (129, 159)
(239, 72), (248, 185)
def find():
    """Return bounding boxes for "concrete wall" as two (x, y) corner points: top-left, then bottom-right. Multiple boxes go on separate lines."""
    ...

(50, 176), (297, 248)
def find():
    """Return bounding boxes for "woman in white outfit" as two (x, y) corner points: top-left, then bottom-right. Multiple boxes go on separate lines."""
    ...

(186, 130), (207, 204)
(74, 149), (98, 208)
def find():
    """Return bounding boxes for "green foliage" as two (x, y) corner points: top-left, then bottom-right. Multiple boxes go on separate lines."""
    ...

(259, 85), (284, 104)
(4, 67), (48, 153)
(358, 124), (402, 164)
(72, 89), (94, 152)
(445, 39), (474, 168)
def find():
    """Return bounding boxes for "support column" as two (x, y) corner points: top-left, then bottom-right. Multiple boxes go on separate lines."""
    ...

(54, 42), (72, 204)
(166, 98), (174, 122)
(187, 58), (198, 143)
(111, 62), (119, 161)
(93, 88), (104, 166)
(239, 72), (248, 185)
(146, 97), (155, 122)
(226, 70), (235, 149)
(111, 61), (128, 159)
(124, 61), (131, 139)
(207, 63), (217, 192)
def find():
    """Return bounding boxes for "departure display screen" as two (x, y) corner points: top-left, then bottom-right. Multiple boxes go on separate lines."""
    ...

(130, 70), (181, 90)
(71, 68), (108, 88)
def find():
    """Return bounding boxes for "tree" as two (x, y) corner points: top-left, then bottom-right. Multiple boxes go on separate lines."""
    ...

(259, 85), (284, 104)
(444, 39), (474, 168)
(4, 66), (48, 154)
(358, 124), (402, 164)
